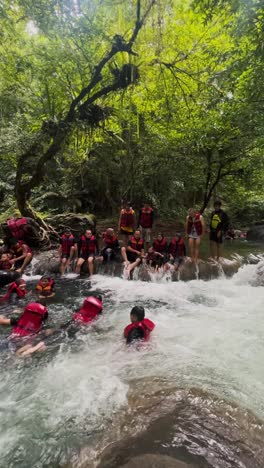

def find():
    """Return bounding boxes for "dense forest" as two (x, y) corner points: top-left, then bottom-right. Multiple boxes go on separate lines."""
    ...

(0, 0), (263, 227)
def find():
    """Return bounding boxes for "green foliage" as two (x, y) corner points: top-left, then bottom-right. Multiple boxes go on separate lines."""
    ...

(0, 0), (263, 225)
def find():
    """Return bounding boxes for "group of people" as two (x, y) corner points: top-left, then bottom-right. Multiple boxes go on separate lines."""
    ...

(0, 199), (232, 357)
(57, 200), (230, 279)
(0, 286), (155, 355)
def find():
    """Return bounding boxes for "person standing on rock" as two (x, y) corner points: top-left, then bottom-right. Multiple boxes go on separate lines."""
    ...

(209, 200), (229, 260)
(59, 228), (78, 275)
(185, 209), (205, 264)
(138, 202), (154, 248)
(118, 201), (136, 245)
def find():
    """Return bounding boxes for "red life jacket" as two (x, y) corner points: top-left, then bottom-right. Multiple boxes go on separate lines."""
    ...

(103, 232), (118, 248)
(169, 237), (185, 257)
(187, 212), (203, 236)
(124, 318), (155, 342)
(0, 259), (12, 270)
(36, 278), (54, 296)
(0, 281), (27, 302)
(80, 235), (97, 255)
(120, 208), (135, 229)
(73, 296), (103, 324)
(12, 302), (48, 337)
(130, 236), (144, 252)
(153, 237), (167, 253)
(7, 218), (27, 240)
(61, 234), (75, 255)
(139, 207), (153, 229)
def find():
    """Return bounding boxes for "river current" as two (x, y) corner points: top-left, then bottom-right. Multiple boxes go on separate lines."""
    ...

(0, 259), (264, 467)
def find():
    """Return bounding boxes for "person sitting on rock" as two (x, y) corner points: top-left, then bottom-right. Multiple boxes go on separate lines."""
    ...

(58, 227), (78, 275)
(124, 306), (155, 344)
(76, 229), (98, 276)
(152, 233), (168, 266)
(121, 229), (144, 277)
(35, 275), (55, 300)
(0, 252), (13, 271)
(168, 233), (186, 271)
(146, 246), (164, 271)
(99, 228), (120, 262)
(8, 238), (33, 274)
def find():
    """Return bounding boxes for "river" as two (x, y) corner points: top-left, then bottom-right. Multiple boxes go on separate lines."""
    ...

(0, 255), (263, 467)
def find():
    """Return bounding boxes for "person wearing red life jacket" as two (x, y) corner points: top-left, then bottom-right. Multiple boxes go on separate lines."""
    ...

(99, 228), (120, 262)
(124, 306), (155, 344)
(168, 233), (187, 271)
(118, 201), (136, 245)
(0, 252), (13, 271)
(152, 233), (168, 266)
(59, 228), (78, 276)
(35, 275), (55, 299)
(0, 279), (28, 303)
(76, 229), (98, 276)
(0, 302), (49, 355)
(121, 230), (145, 277)
(72, 294), (103, 324)
(6, 217), (28, 241)
(138, 203), (154, 247)
(185, 208), (205, 264)
(9, 238), (33, 274)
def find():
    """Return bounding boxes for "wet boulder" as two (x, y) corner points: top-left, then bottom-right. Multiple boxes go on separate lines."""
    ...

(32, 250), (60, 275)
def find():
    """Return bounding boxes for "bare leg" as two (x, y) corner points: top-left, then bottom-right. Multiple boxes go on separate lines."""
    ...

(210, 241), (217, 259)
(16, 341), (46, 356)
(217, 243), (222, 261)
(121, 246), (130, 266)
(16, 253), (33, 273)
(88, 256), (94, 276)
(194, 237), (201, 263)
(60, 257), (68, 275)
(75, 258), (85, 274)
(127, 257), (141, 274)
(188, 238), (195, 262)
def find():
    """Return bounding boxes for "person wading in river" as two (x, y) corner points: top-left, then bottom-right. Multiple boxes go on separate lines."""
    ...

(209, 200), (229, 261)
(185, 209), (205, 264)
(124, 306), (155, 344)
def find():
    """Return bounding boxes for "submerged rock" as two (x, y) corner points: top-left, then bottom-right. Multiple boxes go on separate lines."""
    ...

(119, 454), (196, 468)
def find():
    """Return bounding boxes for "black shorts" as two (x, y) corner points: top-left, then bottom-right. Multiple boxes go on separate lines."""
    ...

(210, 230), (223, 244)
(127, 252), (139, 263)
(79, 253), (95, 261)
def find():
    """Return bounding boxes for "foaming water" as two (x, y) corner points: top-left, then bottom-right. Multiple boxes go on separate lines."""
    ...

(0, 261), (263, 467)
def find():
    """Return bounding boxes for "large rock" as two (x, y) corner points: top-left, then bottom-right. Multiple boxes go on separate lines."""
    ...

(45, 213), (96, 239)
(247, 223), (264, 241)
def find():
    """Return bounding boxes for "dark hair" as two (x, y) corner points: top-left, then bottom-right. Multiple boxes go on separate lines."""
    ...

(130, 306), (145, 321)
(88, 292), (102, 302)
(214, 200), (221, 206)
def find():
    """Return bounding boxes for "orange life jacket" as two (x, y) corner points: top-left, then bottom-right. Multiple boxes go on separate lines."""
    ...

(120, 208), (135, 231)
(36, 278), (54, 296)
